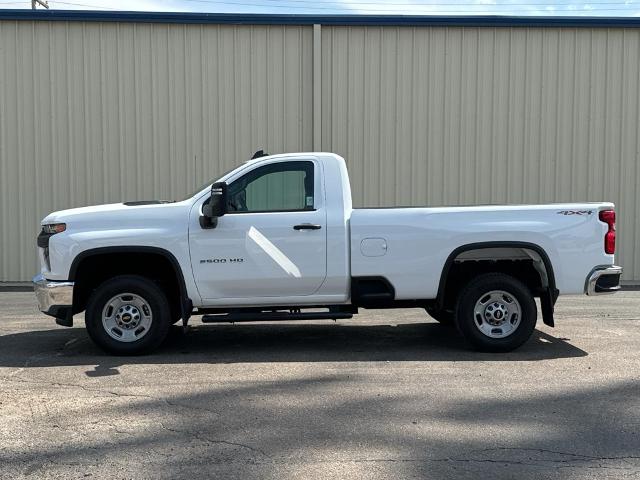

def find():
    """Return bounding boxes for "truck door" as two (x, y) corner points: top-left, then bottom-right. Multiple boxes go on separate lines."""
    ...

(189, 159), (328, 301)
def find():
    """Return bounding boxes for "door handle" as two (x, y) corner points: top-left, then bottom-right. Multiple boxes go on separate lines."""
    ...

(293, 223), (322, 230)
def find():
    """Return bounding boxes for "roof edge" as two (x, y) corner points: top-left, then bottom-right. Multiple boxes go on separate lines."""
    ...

(1, 10), (640, 28)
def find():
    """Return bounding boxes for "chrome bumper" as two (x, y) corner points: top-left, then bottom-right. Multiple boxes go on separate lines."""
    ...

(586, 265), (623, 295)
(33, 273), (74, 315)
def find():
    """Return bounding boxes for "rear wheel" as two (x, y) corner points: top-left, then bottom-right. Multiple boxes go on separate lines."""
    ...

(85, 275), (171, 355)
(455, 273), (537, 352)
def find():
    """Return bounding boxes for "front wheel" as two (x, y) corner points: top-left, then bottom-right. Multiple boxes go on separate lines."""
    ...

(85, 275), (171, 355)
(455, 273), (537, 352)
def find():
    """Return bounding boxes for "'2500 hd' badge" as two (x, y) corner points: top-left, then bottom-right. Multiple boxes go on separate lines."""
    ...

(200, 258), (244, 264)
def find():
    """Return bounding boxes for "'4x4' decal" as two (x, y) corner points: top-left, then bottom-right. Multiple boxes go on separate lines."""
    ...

(557, 210), (593, 216)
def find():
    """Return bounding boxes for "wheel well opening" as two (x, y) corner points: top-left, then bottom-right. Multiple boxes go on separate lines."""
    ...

(439, 247), (551, 312)
(71, 251), (182, 318)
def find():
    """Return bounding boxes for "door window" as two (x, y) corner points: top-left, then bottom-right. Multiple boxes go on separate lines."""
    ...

(227, 161), (315, 213)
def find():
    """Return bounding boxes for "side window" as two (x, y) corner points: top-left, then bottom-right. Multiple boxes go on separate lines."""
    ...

(227, 161), (315, 213)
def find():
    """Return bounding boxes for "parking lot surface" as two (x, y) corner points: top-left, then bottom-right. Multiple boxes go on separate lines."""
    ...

(0, 291), (639, 479)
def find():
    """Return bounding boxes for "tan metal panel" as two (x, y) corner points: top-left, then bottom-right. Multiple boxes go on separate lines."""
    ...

(0, 21), (313, 281)
(321, 26), (640, 282)
(1, 20), (639, 283)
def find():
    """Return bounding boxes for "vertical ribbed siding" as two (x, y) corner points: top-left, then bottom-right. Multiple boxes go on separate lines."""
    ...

(321, 26), (640, 282)
(0, 21), (639, 283)
(0, 21), (313, 281)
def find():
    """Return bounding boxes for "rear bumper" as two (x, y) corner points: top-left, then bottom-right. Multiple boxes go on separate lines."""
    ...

(585, 265), (623, 295)
(32, 274), (74, 326)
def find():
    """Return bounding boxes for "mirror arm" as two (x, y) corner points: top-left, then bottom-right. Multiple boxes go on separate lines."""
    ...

(199, 215), (218, 229)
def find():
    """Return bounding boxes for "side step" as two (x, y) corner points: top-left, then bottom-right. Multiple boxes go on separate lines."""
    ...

(201, 310), (353, 323)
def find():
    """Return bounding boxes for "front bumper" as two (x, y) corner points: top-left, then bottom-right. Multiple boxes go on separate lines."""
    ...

(32, 274), (75, 326)
(585, 265), (623, 295)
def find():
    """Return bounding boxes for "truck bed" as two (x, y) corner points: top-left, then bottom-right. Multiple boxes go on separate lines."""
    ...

(350, 203), (613, 299)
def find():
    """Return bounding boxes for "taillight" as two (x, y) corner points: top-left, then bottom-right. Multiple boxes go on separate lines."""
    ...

(599, 210), (616, 254)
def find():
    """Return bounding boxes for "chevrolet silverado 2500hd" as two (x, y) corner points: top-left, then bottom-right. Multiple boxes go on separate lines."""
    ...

(33, 152), (622, 354)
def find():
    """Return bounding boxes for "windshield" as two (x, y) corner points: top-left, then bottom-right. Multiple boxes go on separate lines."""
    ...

(179, 165), (237, 201)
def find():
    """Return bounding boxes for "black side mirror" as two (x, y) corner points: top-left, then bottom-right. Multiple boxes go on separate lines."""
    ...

(209, 182), (228, 217)
(200, 182), (227, 229)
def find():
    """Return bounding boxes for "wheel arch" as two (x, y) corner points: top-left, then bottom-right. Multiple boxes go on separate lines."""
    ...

(69, 246), (192, 322)
(436, 241), (558, 327)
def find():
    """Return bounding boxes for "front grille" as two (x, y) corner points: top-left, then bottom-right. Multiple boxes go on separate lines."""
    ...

(37, 229), (53, 248)
(43, 246), (50, 271)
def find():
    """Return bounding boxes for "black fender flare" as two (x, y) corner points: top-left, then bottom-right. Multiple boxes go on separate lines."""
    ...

(68, 246), (192, 322)
(435, 241), (558, 327)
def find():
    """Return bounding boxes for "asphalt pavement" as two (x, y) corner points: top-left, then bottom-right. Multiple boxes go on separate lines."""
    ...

(1, 291), (639, 479)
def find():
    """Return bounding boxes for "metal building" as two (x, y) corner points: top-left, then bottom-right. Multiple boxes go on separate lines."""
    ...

(0, 11), (639, 283)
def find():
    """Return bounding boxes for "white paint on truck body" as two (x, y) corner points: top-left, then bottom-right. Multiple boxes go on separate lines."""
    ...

(350, 203), (613, 298)
(39, 152), (615, 307)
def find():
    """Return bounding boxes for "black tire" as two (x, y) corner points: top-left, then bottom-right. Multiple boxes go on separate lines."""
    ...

(455, 273), (537, 352)
(85, 275), (171, 355)
(425, 308), (454, 325)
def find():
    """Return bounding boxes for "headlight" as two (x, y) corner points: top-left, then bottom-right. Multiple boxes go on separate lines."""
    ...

(42, 223), (66, 234)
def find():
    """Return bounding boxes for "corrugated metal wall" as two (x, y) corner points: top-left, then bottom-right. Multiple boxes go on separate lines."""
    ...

(322, 26), (640, 283)
(0, 21), (314, 280)
(0, 20), (639, 282)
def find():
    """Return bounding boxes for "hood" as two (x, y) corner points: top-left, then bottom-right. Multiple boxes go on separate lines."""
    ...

(41, 200), (191, 225)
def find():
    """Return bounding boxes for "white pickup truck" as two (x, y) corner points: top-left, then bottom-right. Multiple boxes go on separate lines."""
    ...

(33, 152), (622, 355)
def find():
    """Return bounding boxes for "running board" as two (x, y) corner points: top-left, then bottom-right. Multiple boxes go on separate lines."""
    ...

(201, 311), (353, 323)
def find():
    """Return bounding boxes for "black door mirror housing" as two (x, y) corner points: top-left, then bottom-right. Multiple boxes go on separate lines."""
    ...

(209, 182), (228, 217)
(200, 182), (228, 229)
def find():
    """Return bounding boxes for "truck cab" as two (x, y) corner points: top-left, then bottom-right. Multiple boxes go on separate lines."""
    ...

(190, 153), (352, 305)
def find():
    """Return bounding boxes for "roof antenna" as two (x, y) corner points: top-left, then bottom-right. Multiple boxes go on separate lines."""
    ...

(251, 149), (268, 159)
